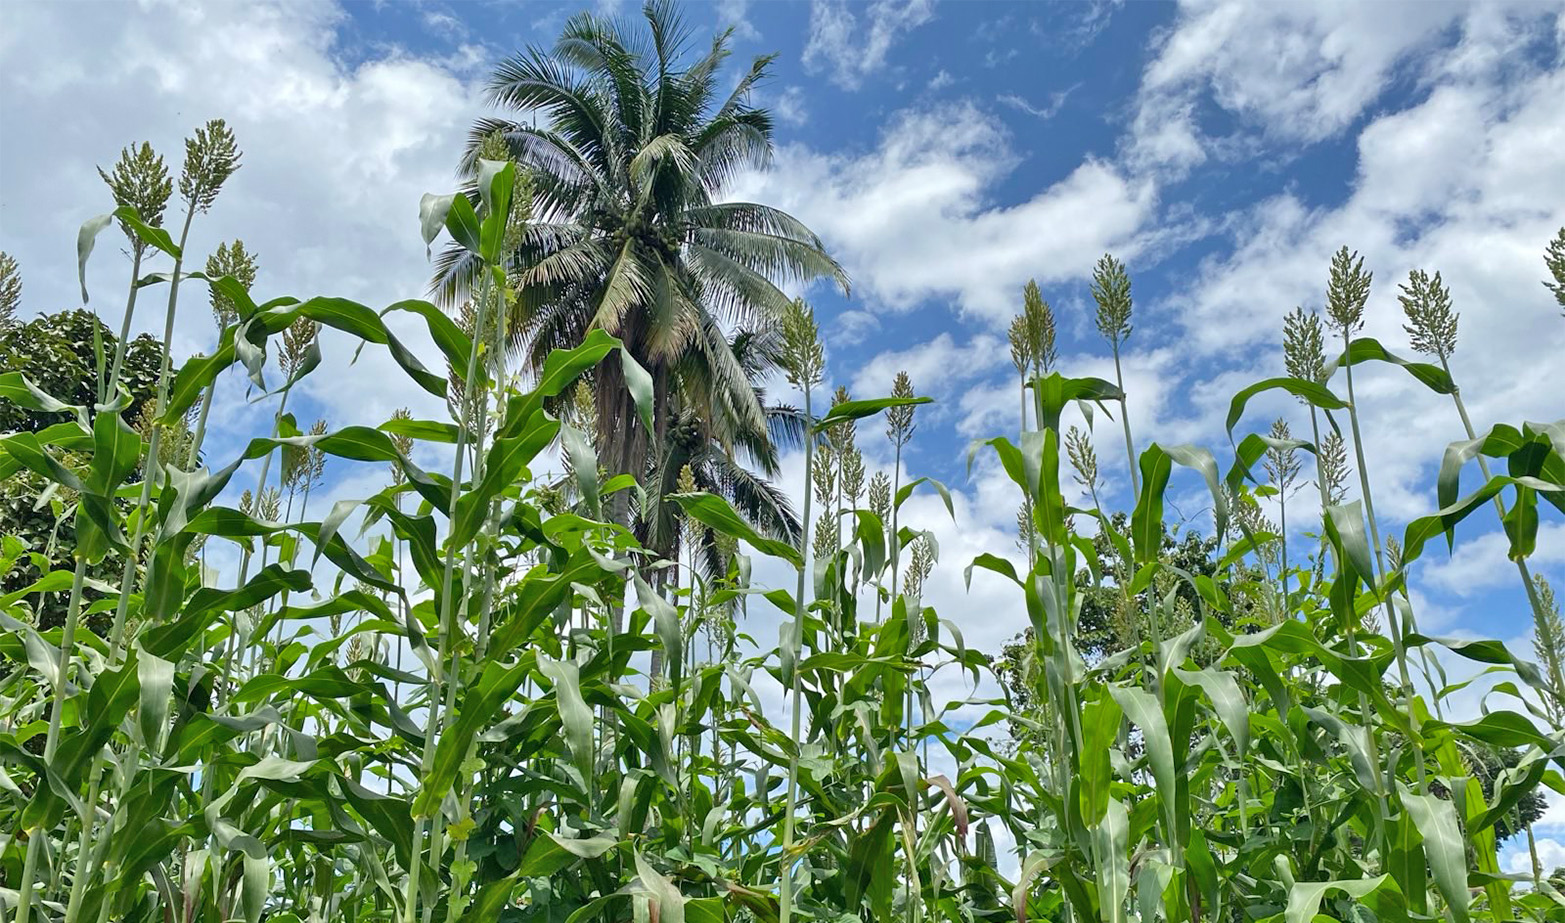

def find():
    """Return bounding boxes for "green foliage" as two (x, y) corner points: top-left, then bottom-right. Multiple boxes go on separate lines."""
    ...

(0, 309), (163, 433)
(0, 251), (19, 326)
(0, 311), (166, 632)
(97, 141), (173, 246)
(3, 68), (1565, 923)
(1544, 227), (1565, 312)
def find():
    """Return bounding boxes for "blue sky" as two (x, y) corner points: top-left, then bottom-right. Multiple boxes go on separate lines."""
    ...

(2, 0), (1564, 864)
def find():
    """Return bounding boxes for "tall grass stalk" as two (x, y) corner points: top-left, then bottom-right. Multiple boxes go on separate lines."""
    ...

(404, 268), (494, 923)
(1092, 255), (1138, 497)
(778, 298), (823, 923)
(1327, 247), (1426, 793)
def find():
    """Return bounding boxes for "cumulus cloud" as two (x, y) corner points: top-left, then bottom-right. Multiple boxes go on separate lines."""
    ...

(730, 101), (1157, 325)
(716, 0), (760, 41)
(0, 0), (489, 439)
(1126, 0), (1467, 175)
(1160, 40), (1565, 524)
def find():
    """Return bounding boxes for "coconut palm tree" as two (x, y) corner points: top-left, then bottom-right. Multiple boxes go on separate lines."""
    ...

(638, 324), (803, 573)
(436, 0), (848, 525)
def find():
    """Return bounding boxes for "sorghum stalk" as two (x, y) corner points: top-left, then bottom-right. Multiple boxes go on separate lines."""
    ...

(439, 278), (512, 923)
(780, 379), (813, 923)
(404, 268), (493, 923)
(13, 565), (86, 923)
(1091, 255), (1138, 495)
(55, 141), (207, 919)
(1327, 247), (1425, 791)
(1397, 269), (1552, 648)
(778, 299), (822, 923)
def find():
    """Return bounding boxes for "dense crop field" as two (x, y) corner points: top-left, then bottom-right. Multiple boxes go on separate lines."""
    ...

(3, 4), (1565, 922)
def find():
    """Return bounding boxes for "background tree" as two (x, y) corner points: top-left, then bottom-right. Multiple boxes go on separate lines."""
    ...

(437, 0), (846, 559)
(0, 251), (19, 326)
(0, 310), (166, 632)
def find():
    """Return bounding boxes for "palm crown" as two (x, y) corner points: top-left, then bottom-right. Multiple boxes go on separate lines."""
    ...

(437, 0), (848, 549)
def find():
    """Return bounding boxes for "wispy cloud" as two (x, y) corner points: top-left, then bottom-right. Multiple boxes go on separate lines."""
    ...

(770, 85), (808, 127)
(803, 0), (936, 90)
(716, 0), (759, 41)
(997, 83), (1080, 120)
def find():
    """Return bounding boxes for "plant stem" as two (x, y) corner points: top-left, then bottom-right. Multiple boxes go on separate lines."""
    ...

(403, 270), (492, 923)
(14, 564), (86, 923)
(1339, 331), (1426, 792)
(1440, 361), (1549, 631)
(1112, 343), (1139, 497)
(54, 210), (196, 922)
(186, 374), (218, 468)
(104, 247), (146, 406)
(780, 383), (813, 923)
(106, 203), (196, 662)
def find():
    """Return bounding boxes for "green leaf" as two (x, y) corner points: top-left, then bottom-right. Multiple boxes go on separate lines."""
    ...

(85, 408), (141, 498)
(1285, 875), (1394, 923)
(634, 851), (686, 923)
(1110, 684), (1175, 823)
(669, 492), (802, 567)
(1326, 336), (1456, 394)
(1131, 444), (1172, 564)
(112, 205), (181, 259)
(1078, 687), (1122, 825)
(539, 654), (594, 780)
(135, 644), (174, 756)
(453, 411), (558, 546)
(419, 193), (456, 255)
(445, 193), (482, 255)
(383, 300), (473, 382)
(620, 345), (655, 433)
(0, 371), (81, 417)
(1161, 444), (1228, 543)
(515, 831), (618, 877)
(1399, 785), (1471, 923)
(76, 213), (115, 303)
(1013, 852), (1060, 923)
(476, 159), (516, 263)
(635, 575), (682, 688)
(1171, 667), (1249, 758)
(562, 423), (601, 519)
(814, 395), (933, 432)
(1325, 501), (1376, 583)
(1028, 373), (1123, 432)
(1091, 798), (1130, 923)
(412, 656), (533, 819)
(1225, 377), (1348, 437)
(964, 552), (1020, 588)
(894, 475), (954, 519)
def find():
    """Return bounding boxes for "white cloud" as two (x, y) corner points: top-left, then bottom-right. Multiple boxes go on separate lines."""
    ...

(716, 0), (760, 41)
(1510, 835), (1565, 875)
(998, 84), (1079, 120)
(0, 0), (487, 437)
(848, 332), (1001, 405)
(1421, 524), (1565, 598)
(802, 0), (936, 90)
(1126, 0), (1471, 175)
(770, 85), (809, 128)
(730, 101), (1157, 325)
(1157, 36), (1565, 524)
(928, 69), (955, 90)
